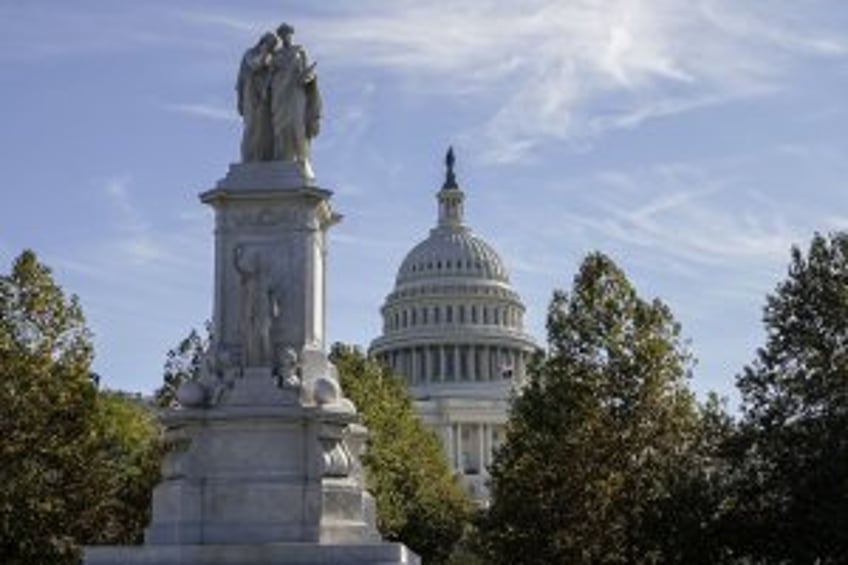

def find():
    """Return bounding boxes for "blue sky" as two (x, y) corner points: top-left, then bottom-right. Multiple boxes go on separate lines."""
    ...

(1, 1), (846, 407)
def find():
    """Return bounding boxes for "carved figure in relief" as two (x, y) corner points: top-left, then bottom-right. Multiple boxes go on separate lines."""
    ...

(236, 32), (278, 162)
(269, 23), (322, 176)
(194, 339), (237, 405)
(275, 347), (301, 389)
(234, 245), (278, 366)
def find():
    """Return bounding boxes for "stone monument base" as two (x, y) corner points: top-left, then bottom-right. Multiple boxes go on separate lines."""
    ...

(84, 155), (422, 563)
(85, 542), (420, 564)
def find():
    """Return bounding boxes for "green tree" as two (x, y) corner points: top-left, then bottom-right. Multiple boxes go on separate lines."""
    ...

(731, 232), (848, 563)
(641, 392), (736, 563)
(86, 390), (162, 545)
(0, 250), (163, 563)
(478, 252), (717, 564)
(331, 344), (474, 564)
(0, 250), (101, 564)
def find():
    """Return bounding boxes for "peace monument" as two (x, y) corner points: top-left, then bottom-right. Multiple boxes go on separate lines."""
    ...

(85, 24), (418, 564)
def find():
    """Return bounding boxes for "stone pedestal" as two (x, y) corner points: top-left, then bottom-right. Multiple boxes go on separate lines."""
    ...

(86, 543), (419, 564)
(84, 162), (418, 564)
(203, 161), (341, 366)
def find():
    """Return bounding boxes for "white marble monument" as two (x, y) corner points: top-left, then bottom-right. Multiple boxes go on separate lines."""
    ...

(85, 25), (417, 565)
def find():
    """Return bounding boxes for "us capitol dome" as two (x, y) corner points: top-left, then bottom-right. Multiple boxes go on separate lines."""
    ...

(369, 149), (537, 502)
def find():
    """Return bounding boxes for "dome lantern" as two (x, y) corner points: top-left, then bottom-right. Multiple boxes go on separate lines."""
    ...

(438, 146), (464, 229)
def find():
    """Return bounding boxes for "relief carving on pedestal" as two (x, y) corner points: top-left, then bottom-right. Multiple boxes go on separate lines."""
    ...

(234, 244), (281, 368)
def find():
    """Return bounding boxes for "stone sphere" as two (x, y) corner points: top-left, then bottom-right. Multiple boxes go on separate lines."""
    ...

(176, 380), (207, 407)
(312, 376), (341, 405)
(337, 397), (357, 414)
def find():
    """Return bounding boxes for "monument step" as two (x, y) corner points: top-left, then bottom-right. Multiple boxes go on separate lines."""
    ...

(85, 542), (420, 564)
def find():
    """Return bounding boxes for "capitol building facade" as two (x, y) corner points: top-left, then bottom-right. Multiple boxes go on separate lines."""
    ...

(369, 150), (537, 501)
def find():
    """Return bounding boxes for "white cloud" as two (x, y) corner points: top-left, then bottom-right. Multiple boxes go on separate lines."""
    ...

(172, 10), (257, 34)
(165, 103), (238, 123)
(15, 1), (839, 161)
(101, 176), (166, 266)
(299, 0), (847, 161)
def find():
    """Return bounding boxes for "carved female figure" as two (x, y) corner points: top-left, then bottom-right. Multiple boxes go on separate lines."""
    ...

(236, 32), (278, 162)
(233, 245), (276, 366)
(269, 23), (322, 175)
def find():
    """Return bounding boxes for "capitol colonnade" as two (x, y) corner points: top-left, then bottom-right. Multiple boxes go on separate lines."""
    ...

(370, 149), (537, 502)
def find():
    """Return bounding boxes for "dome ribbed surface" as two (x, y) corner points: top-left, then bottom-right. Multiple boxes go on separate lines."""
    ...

(396, 226), (509, 285)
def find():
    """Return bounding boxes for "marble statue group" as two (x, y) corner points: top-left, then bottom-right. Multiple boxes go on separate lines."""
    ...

(237, 23), (321, 175)
(85, 18), (420, 564)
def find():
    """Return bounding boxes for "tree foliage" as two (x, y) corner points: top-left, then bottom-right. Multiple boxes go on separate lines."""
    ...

(86, 391), (161, 546)
(731, 232), (848, 563)
(478, 252), (722, 564)
(331, 344), (473, 564)
(0, 250), (101, 564)
(153, 326), (208, 408)
(0, 250), (161, 564)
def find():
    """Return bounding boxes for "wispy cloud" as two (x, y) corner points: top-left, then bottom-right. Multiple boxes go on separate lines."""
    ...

(164, 103), (238, 123)
(576, 166), (800, 267)
(298, 0), (847, 161)
(0, 3), (225, 62)
(8, 2), (842, 161)
(493, 161), (804, 279)
(172, 10), (257, 34)
(102, 176), (166, 266)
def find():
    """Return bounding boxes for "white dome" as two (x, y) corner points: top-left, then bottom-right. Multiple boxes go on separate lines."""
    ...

(370, 149), (536, 379)
(396, 226), (509, 286)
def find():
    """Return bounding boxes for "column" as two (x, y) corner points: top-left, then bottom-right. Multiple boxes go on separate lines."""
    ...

(477, 424), (485, 475)
(438, 345), (445, 382)
(499, 347), (507, 378)
(423, 346), (431, 385)
(451, 345), (458, 381)
(469, 344), (477, 381)
(410, 348), (418, 384)
(517, 350), (525, 381)
(485, 424), (494, 467)
(401, 349), (408, 380)
(511, 349), (519, 379)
